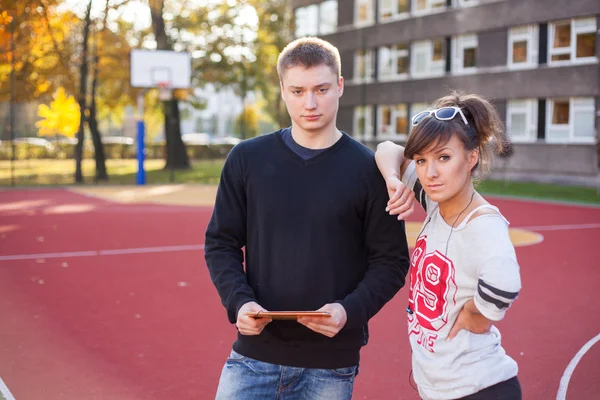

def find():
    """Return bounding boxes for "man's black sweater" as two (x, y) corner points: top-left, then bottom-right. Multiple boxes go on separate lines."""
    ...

(205, 130), (410, 369)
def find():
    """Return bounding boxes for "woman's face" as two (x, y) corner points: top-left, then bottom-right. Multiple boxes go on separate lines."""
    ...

(412, 134), (479, 204)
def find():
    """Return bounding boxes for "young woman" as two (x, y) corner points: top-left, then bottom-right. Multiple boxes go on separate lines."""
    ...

(376, 92), (522, 400)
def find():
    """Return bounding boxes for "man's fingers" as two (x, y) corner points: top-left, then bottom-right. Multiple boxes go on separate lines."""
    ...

(237, 317), (272, 335)
(297, 320), (336, 337)
(238, 315), (271, 329)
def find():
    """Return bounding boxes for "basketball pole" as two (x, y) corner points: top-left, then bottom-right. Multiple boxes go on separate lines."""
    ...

(136, 90), (147, 185)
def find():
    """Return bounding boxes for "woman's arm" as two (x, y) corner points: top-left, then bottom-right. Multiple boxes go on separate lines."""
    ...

(375, 141), (411, 181)
(375, 141), (415, 220)
(447, 298), (492, 340)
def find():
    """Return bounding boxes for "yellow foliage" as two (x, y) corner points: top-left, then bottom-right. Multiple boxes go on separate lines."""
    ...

(0, 11), (13, 25)
(36, 87), (80, 137)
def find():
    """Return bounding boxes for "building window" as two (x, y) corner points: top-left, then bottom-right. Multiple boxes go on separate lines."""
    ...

(354, 49), (374, 83)
(295, 5), (318, 37)
(378, 43), (409, 81)
(295, 1), (337, 37)
(546, 97), (595, 143)
(506, 99), (538, 142)
(355, 0), (375, 26)
(378, 104), (409, 139)
(453, 0), (479, 7)
(508, 25), (539, 69)
(413, 0), (446, 15)
(549, 17), (597, 65)
(452, 34), (478, 74)
(319, 1), (338, 35)
(379, 0), (410, 22)
(354, 105), (373, 140)
(411, 38), (445, 78)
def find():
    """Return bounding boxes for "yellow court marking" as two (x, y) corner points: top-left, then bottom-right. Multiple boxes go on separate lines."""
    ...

(405, 222), (543, 248)
(70, 184), (218, 207)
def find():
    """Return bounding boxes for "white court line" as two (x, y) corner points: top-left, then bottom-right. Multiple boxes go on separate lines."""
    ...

(0, 244), (205, 262)
(556, 333), (600, 400)
(0, 376), (16, 400)
(517, 222), (600, 232)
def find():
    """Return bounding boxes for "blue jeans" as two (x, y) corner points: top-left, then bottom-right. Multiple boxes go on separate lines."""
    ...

(215, 349), (358, 400)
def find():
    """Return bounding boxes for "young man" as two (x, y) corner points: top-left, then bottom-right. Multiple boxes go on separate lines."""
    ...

(205, 37), (410, 399)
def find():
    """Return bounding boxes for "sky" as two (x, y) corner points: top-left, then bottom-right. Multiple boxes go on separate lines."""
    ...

(60, 0), (257, 32)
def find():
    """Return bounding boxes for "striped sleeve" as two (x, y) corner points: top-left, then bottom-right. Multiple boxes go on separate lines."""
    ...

(474, 257), (521, 321)
(401, 161), (435, 213)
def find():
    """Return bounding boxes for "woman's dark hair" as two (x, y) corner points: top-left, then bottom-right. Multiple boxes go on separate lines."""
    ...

(404, 92), (511, 176)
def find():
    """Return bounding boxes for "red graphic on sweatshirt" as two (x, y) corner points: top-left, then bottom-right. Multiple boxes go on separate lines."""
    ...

(407, 235), (458, 351)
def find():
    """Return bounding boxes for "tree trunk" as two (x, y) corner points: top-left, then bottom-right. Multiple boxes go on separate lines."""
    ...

(87, 4), (109, 182)
(149, 0), (189, 170)
(74, 0), (92, 183)
(164, 99), (189, 169)
(89, 44), (108, 181)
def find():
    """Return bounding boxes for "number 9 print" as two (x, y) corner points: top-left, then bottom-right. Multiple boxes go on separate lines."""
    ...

(408, 237), (458, 332)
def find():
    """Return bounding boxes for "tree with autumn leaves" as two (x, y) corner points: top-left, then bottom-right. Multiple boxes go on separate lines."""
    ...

(1, 0), (297, 183)
(36, 87), (80, 137)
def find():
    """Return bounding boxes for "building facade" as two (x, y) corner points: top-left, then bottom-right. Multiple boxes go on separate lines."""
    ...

(292, 0), (600, 177)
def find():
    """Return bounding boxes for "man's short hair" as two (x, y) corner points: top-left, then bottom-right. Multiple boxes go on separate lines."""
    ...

(277, 37), (341, 83)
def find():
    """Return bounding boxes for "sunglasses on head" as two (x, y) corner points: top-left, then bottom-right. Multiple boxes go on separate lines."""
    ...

(411, 106), (469, 127)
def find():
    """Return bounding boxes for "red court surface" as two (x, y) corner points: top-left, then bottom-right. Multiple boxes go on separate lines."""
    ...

(0, 188), (599, 399)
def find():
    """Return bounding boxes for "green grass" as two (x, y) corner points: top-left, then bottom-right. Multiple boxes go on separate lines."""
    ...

(1, 158), (598, 205)
(0, 158), (225, 186)
(477, 179), (600, 205)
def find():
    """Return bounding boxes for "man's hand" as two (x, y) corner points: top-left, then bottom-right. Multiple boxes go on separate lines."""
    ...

(447, 298), (492, 340)
(297, 303), (347, 338)
(385, 175), (415, 220)
(236, 301), (272, 336)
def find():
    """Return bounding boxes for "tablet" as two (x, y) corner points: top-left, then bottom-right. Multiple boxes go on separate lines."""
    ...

(245, 311), (331, 320)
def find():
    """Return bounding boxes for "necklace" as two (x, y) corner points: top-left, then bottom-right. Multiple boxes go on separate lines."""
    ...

(444, 191), (476, 256)
(415, 190), (476, 255)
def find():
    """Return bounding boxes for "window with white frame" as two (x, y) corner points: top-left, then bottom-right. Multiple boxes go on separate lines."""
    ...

(378, 43), (409, 81)
(355, 0), (375, 26)
(354, 105), (374, 140)
(413, 0), (446, 15)
(295, 1), (337, 37)
(354, 49), (374, 83)
(506, 99), (538, 142)
(319, 1), (338, 35)
(379, 0), (410, 21)
(453, 0), (479, 7)
(508, 25), (539, 68)
(452, 34), (478, 74)
(546, 97), (596, 143)
(295, 5), (318, 37)
(378, 104), (409, 138)
(411, 39), (445, 78)
(549, 17), (597, 65)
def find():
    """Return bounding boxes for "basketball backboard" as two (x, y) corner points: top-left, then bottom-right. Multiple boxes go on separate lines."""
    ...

(130, 49), (191, 89)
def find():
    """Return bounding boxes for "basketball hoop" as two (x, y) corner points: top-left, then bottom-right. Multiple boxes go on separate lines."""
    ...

(157, 82), (172, 101)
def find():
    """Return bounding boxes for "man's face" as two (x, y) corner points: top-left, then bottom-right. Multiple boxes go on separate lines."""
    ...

(280, 64), (344, 135)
